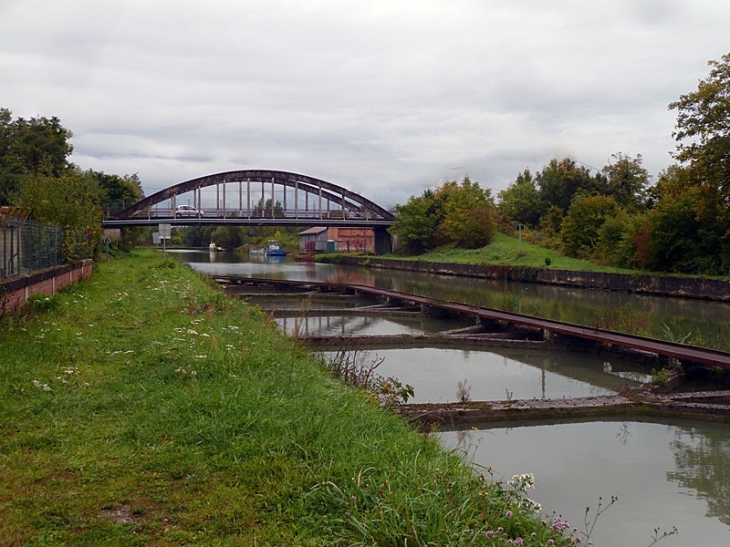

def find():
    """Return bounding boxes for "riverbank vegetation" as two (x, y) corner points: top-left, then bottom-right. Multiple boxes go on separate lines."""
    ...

(0, 250), (575, 546)
(390, 53), (730, 277)
(175, 224), (301, 254)
(389, 177), (497, 254)
(385, 232), (634, 273)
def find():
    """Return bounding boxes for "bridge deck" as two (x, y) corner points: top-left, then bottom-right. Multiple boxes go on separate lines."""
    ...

(103, 217), (393, 228)
(217, 276), (730, 370)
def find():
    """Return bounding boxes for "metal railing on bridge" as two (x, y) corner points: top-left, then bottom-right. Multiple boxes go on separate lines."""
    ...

(108, 206), (380, 221)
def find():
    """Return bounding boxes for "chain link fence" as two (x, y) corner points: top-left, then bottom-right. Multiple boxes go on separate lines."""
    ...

(1, 215), (64, 279)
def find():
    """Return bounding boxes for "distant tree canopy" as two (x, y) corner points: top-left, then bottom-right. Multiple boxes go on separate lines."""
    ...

(390, 177), (496, 253)
(389, 190), (438, 254)
(669, 52), (730, 220)
(0, 108), (74, 206)
(0, 107), (147, 260)
(560, 195), (620, 259)
(496, 169), (542, 227)
(496, 153), (651, 239)
(600, 153), (650, 210)
(535, 158), (597, 214)
(494, 53), (730, 274)
(84, 170), (144, 210)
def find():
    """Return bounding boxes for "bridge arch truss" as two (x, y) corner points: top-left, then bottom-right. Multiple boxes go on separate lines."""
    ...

(119, 170), (394, 222)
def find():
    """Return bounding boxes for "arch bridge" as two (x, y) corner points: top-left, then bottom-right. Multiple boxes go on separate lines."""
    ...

(111, 170), (394, 225)
(103, 170), (396, 253)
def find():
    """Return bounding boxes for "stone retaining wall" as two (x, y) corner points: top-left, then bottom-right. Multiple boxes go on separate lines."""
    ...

(0, 259), (93, 314)
(331, 257), (730, 301)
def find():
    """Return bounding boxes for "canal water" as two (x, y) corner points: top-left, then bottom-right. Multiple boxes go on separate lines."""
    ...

(319, 347), (644, 403)
(178, 249), (730, 352)
(175, 250), (730, 546)
(439, 419), (730, 547)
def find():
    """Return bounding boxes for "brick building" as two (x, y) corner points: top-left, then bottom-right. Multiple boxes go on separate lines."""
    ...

(298, 226), (374, 254)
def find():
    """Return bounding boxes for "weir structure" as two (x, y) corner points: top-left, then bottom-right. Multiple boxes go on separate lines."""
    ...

(217, 276), (730, 370)
(216, 276), (730, 426)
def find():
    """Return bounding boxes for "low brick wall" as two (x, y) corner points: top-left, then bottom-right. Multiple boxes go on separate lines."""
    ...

(331, 257), (730, 301)
(0, 259), (93, 314)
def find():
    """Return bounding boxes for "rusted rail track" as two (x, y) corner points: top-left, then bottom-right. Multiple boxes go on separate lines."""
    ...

(215, 276), (730, 370)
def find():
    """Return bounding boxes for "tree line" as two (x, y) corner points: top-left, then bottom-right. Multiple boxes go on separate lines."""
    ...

(390, 52), (730, 276)
(0, 110), (303, 255)
(0, 108), (145, 260)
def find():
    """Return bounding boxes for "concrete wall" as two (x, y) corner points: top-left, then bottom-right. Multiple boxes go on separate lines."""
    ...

(332, 257), (730, 301)
(0, 259), (93, 314)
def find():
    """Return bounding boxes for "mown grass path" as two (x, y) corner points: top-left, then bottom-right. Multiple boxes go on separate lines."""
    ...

(0, 250), (574, 546)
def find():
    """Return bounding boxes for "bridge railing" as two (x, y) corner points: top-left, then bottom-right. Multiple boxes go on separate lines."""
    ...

(108, 206), (381, 221)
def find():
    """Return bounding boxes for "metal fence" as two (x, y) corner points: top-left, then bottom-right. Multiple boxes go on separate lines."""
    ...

(0, 216), (64, 279)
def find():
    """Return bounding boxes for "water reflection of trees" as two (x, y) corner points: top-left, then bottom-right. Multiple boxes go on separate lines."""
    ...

(372, 269), (730, 351)
(667, 427), (730, 526)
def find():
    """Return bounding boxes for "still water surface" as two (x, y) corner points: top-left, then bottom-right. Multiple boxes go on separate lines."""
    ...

(439, 420), (730, 547)
(177, 249), (730, 351)
(175, 251), (730, 546)
(320, 347), (641, 403)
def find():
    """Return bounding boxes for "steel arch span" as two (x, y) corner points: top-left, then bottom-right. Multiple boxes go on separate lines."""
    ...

(118, 170), (395, 221)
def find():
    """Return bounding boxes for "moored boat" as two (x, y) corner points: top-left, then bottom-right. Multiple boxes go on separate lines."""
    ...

(264, 240), (286, 256)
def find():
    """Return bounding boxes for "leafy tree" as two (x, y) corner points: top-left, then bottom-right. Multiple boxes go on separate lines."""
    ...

(560, 194), (620, 258)
(593, 212), (644, 269)
(669, 53), (730, 223)
(497, 169), (542, 226)
(180, 225), (216, 248)
(389, 190), (438, 254)
(535, 157), (596, 213)
(539, 205), (565, 237)
(460, 206), (496, 249)
(85, 170), (144, 211)
(601, 153), (650, 210)
(435, 177), (496, 248)
(254, 197), (284, 218)
(0, 108), (74, 205)
(0, 108), (73, 177)
(18, 171), (102, 260)
(639, 164), (729, 274)
(641, 187), (724, 274)
(211, 226), (245, 250)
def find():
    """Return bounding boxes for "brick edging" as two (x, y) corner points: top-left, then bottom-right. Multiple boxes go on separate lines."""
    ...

(0, 259), (93, 314)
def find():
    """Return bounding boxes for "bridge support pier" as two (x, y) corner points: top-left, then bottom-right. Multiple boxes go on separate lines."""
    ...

(374, 227), (392, 255)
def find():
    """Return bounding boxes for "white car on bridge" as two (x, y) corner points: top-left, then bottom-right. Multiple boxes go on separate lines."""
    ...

(174, 205), (204, 218)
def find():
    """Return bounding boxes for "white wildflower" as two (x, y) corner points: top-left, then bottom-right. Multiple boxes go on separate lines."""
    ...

(32, 380), (51, 391)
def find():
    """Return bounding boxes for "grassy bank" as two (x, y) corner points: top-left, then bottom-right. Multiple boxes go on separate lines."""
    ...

(0, 250), (574, 546)
(383, 232), (634, 273)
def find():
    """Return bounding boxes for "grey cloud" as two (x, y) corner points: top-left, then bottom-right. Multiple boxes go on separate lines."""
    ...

(1, 0), (728, 208)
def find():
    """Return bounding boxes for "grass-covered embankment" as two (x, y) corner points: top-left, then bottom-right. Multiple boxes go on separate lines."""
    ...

(0, 250), (574, 546)
(383, 232), (634, 273)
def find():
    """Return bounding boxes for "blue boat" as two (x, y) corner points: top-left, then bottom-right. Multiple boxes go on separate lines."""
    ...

(264, 240), (286, 256)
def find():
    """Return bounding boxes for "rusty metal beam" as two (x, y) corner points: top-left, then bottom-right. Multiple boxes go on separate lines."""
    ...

(216, 277), (730, 370)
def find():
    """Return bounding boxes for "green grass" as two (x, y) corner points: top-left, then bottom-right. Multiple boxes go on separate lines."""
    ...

(0, 250), (574, 546)
(383, 232), (635, 273)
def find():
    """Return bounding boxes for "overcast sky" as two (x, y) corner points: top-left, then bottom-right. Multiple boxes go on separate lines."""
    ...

(2, 0), (729, 207)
